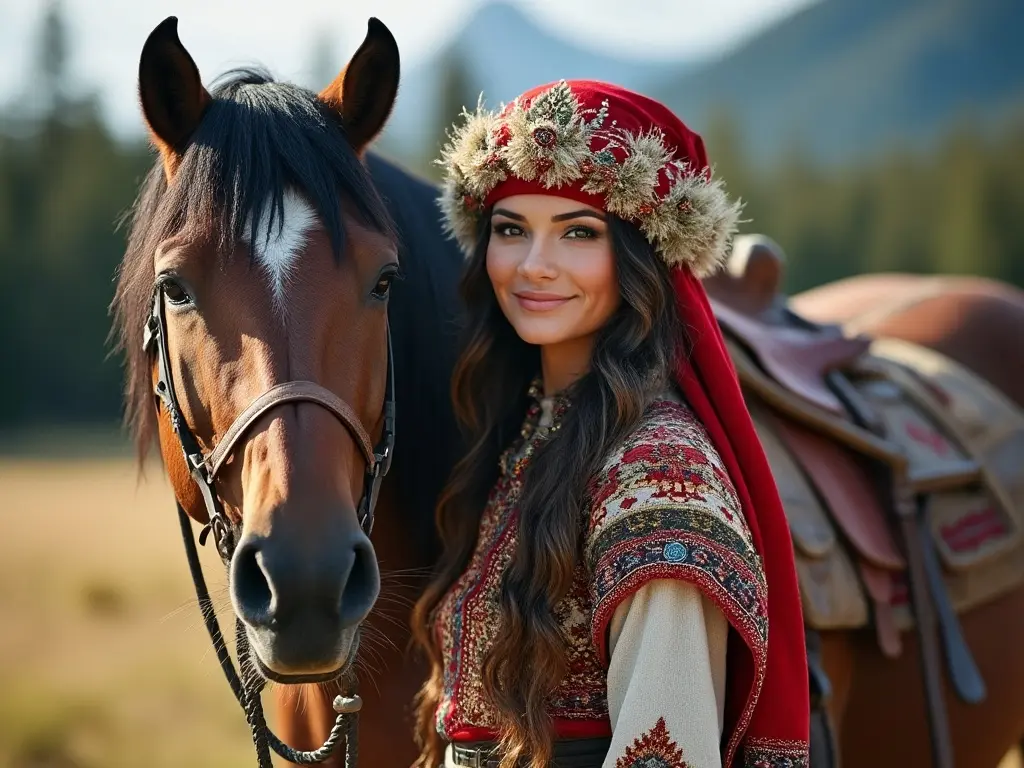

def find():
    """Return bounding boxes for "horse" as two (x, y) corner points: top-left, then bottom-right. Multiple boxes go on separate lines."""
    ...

(790, 272), (1024, 409)
(113, 16), (1024, 768)
(112, 17), (459, 768)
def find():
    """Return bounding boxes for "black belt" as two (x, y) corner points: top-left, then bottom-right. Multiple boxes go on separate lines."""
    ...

(450, 736), (611, 768)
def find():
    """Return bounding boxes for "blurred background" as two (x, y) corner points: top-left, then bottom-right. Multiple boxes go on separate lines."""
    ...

(1, 0), (1022, 765)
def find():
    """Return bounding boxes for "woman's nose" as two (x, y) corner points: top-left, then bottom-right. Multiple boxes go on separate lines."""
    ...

(517, 241), (557, 279)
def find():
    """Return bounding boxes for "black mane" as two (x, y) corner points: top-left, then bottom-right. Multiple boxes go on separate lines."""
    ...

(364, 153), (464, 554)
(111, 69), (463, 554)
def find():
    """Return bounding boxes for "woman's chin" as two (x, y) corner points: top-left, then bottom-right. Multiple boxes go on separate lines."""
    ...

(518, 332), (567, 347)
(508, 317), (578, 347)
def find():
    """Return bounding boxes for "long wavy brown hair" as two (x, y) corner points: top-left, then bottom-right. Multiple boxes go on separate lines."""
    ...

(410, 212), (686, 768)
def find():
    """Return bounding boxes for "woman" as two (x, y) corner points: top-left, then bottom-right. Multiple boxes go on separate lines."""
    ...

(410, 80), (809, 768)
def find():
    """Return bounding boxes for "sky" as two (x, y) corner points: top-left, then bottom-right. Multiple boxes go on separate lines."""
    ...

(0, 0), (818, 140)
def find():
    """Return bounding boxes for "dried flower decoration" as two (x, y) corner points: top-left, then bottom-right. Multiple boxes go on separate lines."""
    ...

(436, 80), (744, 277)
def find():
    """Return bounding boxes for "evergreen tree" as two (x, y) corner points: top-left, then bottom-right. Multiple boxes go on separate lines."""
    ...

(420, 50), (475, 182)
(36, 0), (70, 121)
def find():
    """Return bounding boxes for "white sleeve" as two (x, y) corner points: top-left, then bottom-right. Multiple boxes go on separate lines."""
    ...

(602, 579), (729, 768)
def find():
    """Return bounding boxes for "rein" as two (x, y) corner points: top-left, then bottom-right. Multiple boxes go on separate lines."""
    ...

(143, 283), (396, 767)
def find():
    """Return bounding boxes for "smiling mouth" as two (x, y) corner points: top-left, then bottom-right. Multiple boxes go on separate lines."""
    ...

(514, 292), (573, 311)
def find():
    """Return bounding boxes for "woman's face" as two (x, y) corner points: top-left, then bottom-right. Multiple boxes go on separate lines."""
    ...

(486, 194), (620, 350)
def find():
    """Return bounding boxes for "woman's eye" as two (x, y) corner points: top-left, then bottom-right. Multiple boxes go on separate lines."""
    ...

(492, 223), (524, 238)
(162, 279), (191, 305)
(564, 225), (597, 240)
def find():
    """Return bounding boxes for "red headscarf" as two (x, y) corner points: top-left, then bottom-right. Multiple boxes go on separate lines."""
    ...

(440, 79), (809, 766)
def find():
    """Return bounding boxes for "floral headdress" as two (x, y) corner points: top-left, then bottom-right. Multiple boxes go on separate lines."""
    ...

(436, 79), (743, 277)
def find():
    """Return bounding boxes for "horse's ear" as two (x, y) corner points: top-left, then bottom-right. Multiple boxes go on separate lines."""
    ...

(319, 18), (400, 155)
(138, 16), (210, 178)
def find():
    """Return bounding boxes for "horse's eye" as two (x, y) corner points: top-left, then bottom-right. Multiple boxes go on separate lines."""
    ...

(371, 271), (397, 301)
(162, 279), (191, 306)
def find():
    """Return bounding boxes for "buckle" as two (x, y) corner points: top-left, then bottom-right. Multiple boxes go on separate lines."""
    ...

(453, 745), (490, 768)
(142, 315), (159, 352)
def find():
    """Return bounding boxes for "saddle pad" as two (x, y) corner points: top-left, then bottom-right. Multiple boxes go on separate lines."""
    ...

(861, 341), (1024, 568)
(747, 402), (869, 630)
(854, 377), (981, 488)
(859, 340), (1024, 630)
(771, 417), (906, 572)
(888, 491), (1024, 632)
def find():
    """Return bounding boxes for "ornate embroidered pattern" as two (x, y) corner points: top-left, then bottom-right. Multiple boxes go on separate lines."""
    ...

(744, 738), (810, 768)
(585, 402), (750, 544)
(615, 718), (689, 768)
(433, 384), (606, 737)
(590, 508), (768, 661)
(437, 80), (742, 277)
(584, 399), (769, 765)
(432, 391), (767, 747)
(585, 402), (766, 661)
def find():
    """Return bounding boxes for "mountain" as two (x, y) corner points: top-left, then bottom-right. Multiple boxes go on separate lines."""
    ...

(378, 0), (695, 159)
(652, 0), (1024, 165)
(376, 0), (1024, 170)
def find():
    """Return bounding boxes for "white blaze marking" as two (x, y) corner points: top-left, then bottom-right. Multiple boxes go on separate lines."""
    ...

(243, 189), (318, 315)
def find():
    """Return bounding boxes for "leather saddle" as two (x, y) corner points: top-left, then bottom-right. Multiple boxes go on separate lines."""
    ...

(712, 298), (869, 416)
(705, 235), (1024, 768)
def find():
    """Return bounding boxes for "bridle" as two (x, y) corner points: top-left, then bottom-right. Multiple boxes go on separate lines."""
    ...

(142, 281), (396, 767)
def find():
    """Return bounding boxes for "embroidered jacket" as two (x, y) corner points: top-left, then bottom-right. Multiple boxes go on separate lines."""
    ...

(433, 386), (768, 768)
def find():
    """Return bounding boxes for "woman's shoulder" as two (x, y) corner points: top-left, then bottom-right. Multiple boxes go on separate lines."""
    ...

(581, 388), (768, 661)
(583, 387), (756, 561)
(627, 390), (724, 467)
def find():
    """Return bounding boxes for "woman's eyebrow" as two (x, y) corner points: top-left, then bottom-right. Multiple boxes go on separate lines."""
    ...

(492, 208), (526, 221)
(551, 210), (606, 222)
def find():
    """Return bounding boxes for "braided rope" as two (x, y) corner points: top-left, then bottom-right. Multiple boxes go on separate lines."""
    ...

(178, 504), (359, 767)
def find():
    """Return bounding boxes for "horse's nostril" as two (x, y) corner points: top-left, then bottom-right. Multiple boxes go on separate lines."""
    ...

(232, 539), (274, 628)
(339, 537), (379, 628)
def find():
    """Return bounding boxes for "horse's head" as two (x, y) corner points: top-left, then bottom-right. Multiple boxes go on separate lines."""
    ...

(114, 17), (402, 683)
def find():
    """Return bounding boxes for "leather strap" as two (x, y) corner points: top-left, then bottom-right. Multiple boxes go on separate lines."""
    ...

(920, 496), (987, 705)
(857, 561), (903, 658)
(806, 629), (839, 768)
(144, 281), (393, 563)
(450, 737), (612, 768)
(810, 707), (839, 768)
(892, 488), (956, 768)
(205, 380), (376, 480)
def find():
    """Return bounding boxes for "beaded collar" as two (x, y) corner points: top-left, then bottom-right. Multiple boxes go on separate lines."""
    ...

(499, 376), (572, 477)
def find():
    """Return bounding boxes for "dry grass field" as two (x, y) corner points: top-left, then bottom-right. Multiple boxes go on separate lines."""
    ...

(1, 447), (1021, 768)
(0, 452), (259, 767)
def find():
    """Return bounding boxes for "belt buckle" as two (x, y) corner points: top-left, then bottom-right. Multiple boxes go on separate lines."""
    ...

(465, 746), (487, 768)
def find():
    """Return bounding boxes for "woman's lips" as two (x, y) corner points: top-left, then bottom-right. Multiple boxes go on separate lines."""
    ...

(513, 291), (572, 311)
